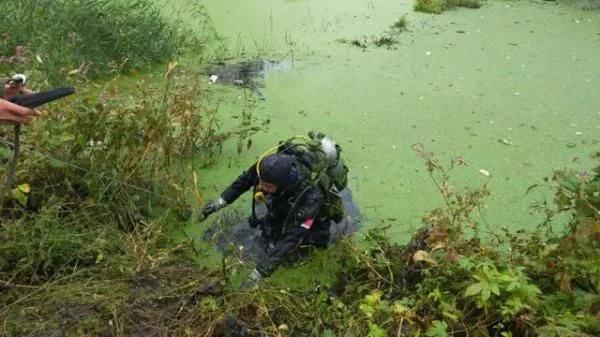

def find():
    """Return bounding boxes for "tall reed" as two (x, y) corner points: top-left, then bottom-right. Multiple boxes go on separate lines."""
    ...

(0, 0), (191, 84)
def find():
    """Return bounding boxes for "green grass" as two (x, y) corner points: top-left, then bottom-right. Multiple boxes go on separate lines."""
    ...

(0, 0), (197, 84)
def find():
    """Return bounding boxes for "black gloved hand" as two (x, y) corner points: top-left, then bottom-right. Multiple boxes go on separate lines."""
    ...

(201, 197), (227, 218)
(241, 268), (263, 289)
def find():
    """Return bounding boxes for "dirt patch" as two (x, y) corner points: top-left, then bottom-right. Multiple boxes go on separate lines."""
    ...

(126, 266), (225, 337)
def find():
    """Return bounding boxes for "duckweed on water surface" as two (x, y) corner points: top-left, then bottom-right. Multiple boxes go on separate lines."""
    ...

(2, 0), (600, 335)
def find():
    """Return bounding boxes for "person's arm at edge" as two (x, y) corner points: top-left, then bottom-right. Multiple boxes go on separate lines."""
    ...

(0, 99), (38, 124)
(220, 162), (259, 204)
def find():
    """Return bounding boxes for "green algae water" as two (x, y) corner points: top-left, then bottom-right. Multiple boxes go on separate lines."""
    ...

(172, 0), (600, 241)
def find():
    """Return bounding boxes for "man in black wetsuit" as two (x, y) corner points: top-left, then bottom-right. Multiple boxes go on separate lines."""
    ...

(202, 144), (345, 283)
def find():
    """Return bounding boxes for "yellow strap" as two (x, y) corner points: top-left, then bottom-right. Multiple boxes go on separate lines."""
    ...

(256, 144), (279, 179)
(255, 135), (310, 179)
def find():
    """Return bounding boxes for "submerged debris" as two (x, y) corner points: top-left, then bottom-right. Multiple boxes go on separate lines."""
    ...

(205, 59), (292, 92)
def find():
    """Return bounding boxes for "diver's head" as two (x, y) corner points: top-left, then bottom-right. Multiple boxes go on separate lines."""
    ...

(258, 153), (299, 195)
(258, 179), (278, 194)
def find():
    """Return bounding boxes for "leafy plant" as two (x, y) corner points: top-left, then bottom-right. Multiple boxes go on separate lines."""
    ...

(426, 320), (448, 337)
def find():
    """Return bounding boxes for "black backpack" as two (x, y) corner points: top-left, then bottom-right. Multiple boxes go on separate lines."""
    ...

(277, 132), (348, 223)
(277, 131), (348, 193)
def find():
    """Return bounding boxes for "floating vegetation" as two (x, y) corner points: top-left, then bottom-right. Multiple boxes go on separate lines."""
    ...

(339, 15), (408, 49)
(343, 34), (400, 49)
(349, 37), (370, 49)
(373, 36), (398, 48)
(391, 14), (409, 31)
(415, 0), (482, 14)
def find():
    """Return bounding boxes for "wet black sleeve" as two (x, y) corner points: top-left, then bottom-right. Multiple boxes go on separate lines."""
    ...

(220, 163), (259, 204)
(255, 186), (326, 277)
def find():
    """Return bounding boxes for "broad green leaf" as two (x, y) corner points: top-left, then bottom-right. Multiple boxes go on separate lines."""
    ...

(60, 132), (75, 142)
(0, 147), (12, 160)
(323, 329), (336, 337)
(368, 324), (388, 337)
(425, 320), (448, 337)
(458, 257), (475, 270)
(481, 287), (491, 301)
(465, 282), (483, 297)
(359, 303), (376, 319)
(490, 283), (501, 296)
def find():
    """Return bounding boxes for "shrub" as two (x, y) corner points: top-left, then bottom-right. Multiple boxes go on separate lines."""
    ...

(1, 66), (263, 228)
(0, 203), (126, 282)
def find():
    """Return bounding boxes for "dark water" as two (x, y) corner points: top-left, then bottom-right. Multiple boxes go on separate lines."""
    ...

(203, 188), (361, 262)
(205, 59), (292, 94)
